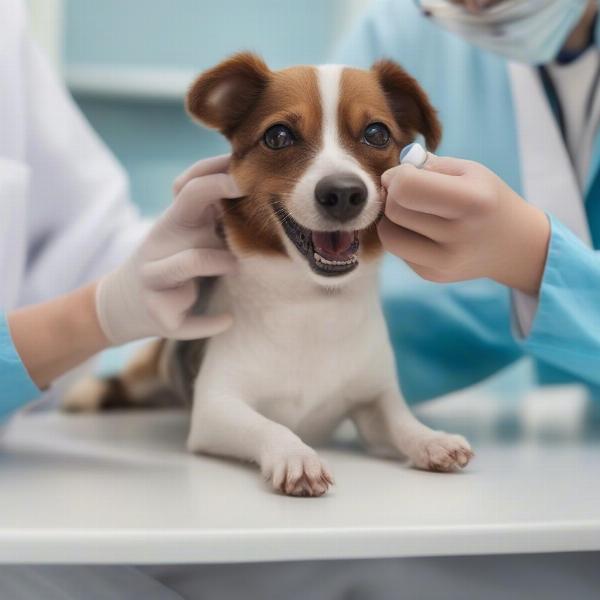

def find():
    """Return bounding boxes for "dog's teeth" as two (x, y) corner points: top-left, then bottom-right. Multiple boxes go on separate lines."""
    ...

(314, 251), (358, 268)
(314, 256), (356, 268)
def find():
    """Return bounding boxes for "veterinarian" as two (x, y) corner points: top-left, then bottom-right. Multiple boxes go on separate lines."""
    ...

(339, 0), (600, 401)
(0, 0), (237, 424)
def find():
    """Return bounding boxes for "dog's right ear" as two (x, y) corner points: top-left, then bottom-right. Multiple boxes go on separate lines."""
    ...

(372, 59), (441, 151)
(186, 52), (270, 137)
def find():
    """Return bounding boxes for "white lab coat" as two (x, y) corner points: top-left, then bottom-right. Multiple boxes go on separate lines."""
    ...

(0, 0), (148, 314)
(0, 2), (162, 595)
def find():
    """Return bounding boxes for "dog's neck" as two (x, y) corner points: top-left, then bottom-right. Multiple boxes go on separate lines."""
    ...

(225, 253), (381, 309)
(219, 253), (382, 348)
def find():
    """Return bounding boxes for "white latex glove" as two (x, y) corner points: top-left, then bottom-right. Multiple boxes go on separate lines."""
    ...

(96, 155), (239, 345)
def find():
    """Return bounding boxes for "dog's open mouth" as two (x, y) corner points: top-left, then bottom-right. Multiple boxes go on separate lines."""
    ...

(274, 203), (359, 277)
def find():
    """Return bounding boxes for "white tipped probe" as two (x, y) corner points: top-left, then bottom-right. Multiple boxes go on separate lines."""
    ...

(400, 142), (428, 168)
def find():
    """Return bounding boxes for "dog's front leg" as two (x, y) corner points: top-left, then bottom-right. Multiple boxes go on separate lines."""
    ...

(353, 390), (473, 472)
(187, 394), (333, 497)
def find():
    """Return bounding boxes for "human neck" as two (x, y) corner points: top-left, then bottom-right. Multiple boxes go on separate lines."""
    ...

(562, 2), (598, 55)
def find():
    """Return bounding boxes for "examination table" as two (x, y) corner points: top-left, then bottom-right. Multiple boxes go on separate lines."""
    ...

(1, 369), (600, 598)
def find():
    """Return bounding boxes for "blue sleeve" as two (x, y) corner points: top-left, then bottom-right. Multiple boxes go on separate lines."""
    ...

(335, 0), (431, 71)
(519, 215), (600, 383)
(381, 257), (523, 404)
(0, 313), (40, 421)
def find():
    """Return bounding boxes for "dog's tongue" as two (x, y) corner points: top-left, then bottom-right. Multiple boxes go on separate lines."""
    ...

(312, 230), (355, 259)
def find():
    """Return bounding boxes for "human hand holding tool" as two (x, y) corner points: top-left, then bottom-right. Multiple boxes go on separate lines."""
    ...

(378, 143), (551, 295)
(96, 155), (239, 345)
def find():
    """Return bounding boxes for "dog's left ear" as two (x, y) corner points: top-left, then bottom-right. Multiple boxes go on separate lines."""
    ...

(372, 60), (441, 151)
(186, 52), (270, 137)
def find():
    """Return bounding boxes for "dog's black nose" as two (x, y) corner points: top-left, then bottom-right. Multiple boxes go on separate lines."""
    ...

(314, 174), (368, 222)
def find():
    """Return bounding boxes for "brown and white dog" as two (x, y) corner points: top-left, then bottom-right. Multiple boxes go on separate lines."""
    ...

(66, 53), (473, 496)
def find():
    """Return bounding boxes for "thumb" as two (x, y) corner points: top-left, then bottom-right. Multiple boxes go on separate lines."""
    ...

(422, 153), (468, 177)
(400, 142), (467, 176)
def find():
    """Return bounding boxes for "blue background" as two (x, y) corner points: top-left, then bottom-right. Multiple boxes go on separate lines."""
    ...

(63, 0), (361, 214)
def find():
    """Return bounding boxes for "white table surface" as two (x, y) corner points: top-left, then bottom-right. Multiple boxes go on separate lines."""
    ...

(1, 380), (600, 565)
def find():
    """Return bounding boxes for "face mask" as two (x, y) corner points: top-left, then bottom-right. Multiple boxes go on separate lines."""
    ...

(416, 0), (589, 65)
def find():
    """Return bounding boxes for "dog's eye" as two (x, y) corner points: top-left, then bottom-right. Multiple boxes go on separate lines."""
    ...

(363, 123), (390, 148)
(263, 124), (295, 150)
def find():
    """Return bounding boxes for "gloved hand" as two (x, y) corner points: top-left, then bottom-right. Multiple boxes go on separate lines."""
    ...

(378, 147), (551, 295)
(96, 154), (239, 345)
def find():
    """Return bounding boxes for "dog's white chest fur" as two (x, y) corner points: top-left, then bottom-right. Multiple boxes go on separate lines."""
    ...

(187, 254), (473, 497)
(194, 256), (394, 442)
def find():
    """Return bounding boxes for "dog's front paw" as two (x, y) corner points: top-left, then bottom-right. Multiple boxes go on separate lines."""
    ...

(409, 432), (473, 472)
(261, 447), (334, 497)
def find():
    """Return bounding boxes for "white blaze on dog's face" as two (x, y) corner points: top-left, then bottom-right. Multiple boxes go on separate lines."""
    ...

(187, 53), (441, 284)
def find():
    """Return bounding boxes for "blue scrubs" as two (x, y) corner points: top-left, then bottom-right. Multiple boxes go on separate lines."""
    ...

(337, 0), (600, 402)
(0, 314), (39, 421)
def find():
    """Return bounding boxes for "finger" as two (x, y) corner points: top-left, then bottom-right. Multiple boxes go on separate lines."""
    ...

(145, 285), (197, 333)
(382, 153), (468, 188)
(144, 212), (227, 258)
(145, 284), (232, 337)
(143, 248), (237, 289)
(173, 154), (231, 196)
(377, 216), (444, 266)
(181, 219), (229, 250)
(174, 313), (234, 339)
(384, 202), (451, 242)
(168, 173), (241, 229)
(385, 165), (477, 219)
(422, 154), (470, 176)
(163, 214), (229, 252)
(381, 164), (407, 189)
(404, 260), (447, 283)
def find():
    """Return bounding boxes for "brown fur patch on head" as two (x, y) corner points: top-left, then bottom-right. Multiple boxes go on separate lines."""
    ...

(338, 63), (442, 260)
(226, 66), (322, 256)
(187, 53), (323, 258)
(371, 59), (442, 151)
(187, 52), (270, 136)
(338, 67), (407, 260)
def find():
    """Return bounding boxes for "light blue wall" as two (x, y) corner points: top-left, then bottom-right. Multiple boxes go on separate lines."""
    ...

(71, 99), (228, 215)
(64, 0), (360, 214)
(65, 0), (345, 70)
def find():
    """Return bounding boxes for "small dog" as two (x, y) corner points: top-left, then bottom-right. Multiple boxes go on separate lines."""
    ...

(66, 53), (473, 496)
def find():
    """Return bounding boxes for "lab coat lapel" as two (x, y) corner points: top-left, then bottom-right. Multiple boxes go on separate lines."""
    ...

(0, 160), (29, 310)
(508, 62), (592, 246)
(0, 2), (28, 310)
